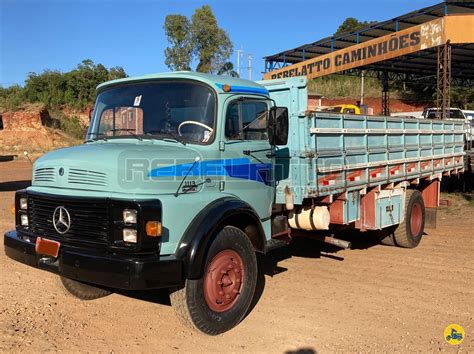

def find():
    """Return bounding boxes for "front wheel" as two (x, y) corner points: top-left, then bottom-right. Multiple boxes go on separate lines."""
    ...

(57, 276), (111, 300)
(170, 226), (257, 335)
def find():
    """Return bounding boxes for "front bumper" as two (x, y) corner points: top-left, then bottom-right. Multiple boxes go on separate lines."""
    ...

(4, 230), (183, 290)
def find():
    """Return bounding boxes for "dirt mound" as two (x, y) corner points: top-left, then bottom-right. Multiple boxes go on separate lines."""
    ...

(0, 104), (80, 154)
(0, 103), (51, 131)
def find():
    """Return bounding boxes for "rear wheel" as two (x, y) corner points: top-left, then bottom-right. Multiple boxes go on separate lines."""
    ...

(58, 276), (111, 300)
(392, 189), (425, 248)
(170, 226), (257, 335)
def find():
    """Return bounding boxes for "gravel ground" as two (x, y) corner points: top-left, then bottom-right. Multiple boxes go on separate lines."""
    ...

(0, 159), (473, 352)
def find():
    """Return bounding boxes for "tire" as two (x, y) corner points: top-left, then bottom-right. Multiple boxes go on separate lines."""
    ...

(392, 189), (425, 248)
(58, 276), (111, 300)
(170, 226), (257, 335)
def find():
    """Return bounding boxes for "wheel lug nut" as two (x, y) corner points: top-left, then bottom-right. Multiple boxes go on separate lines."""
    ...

(219, 291), (224, 296)
(217, 281), (222, 285)
(228, 264), (233, 269)
(225, 294), (230, 299)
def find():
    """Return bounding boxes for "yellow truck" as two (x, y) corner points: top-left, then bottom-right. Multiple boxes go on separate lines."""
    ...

(322, 104), (361, 114)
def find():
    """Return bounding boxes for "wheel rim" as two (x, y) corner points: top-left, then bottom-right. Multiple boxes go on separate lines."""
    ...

(410, 202), (423, 237)
(203, 250), (244, 313)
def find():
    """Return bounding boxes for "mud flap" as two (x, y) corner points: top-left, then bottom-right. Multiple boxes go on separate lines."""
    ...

(425, 208), (437, 229)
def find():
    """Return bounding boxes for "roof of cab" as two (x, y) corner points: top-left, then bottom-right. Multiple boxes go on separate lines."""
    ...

(96, 71), (269, 95)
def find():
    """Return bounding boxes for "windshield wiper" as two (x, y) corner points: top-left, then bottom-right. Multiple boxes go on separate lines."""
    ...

(84, 133), (108, 143)
(144, 130), (186, 145)
(108, 128), (143, 141)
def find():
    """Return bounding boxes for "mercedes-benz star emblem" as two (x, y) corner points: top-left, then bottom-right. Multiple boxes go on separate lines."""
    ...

(53, 206), (71, 234)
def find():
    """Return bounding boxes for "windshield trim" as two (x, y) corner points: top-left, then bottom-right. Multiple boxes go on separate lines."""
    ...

(88, 79), (218, 146)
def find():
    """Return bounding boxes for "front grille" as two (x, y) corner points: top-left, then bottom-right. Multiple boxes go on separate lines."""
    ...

(33, 168), (56, 183)
(28, 194), (109, 248)
(68, 168), (108, 187)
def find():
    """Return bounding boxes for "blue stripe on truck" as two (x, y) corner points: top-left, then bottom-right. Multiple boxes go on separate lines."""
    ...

(215, 83), (269, 96)
(148, 158), (272, 186)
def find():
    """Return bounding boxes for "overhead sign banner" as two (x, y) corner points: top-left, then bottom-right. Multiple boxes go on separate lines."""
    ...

(263, 17), (447, 80)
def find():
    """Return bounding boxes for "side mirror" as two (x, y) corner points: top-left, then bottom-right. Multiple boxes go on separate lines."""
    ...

(268, 107), (289, 146)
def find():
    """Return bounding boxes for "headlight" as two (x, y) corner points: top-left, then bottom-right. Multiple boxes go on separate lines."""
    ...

(20, 197), (28, 210)
(20, 214), (29, 226)
(123, 209), (137, 224)
(123, 228), (137, 243)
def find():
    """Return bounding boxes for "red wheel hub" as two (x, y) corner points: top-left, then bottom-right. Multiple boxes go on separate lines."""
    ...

(410, 202), (423, 236)
(203, 250), (244, 312)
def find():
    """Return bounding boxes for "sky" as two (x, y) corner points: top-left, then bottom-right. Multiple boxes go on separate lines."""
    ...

(0, 0), (436, 87)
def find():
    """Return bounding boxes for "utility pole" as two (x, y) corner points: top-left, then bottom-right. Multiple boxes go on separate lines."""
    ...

(248, 54), (252, 80)
(236, 48), (243, 78)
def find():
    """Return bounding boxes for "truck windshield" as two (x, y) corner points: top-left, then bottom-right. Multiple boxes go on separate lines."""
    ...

(87, 81), (216, 144)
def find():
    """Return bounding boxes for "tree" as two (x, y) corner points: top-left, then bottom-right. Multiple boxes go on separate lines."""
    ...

(163, 15), (193, 71)
(0, 84), (26, 110)
(451, 86), (474, 110)
(191, 5), (233, 73)
(163, 5), (233, 73)
(19, 59), (128, 110)
(217, 62), (239, 77)
(335, 17), (377, 35)
(108, 66), (127, 81)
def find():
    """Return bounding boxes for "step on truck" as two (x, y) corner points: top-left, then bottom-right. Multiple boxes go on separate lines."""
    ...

(4, 73), (466, 335)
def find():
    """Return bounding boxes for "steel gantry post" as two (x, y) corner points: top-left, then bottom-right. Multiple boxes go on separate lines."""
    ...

(436, 41), (452, 119)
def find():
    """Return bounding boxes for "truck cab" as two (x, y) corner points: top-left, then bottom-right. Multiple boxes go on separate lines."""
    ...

(5, 72), (289, 335)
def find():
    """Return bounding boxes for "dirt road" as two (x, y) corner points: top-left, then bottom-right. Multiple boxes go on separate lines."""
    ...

(1, 160), (473, 352)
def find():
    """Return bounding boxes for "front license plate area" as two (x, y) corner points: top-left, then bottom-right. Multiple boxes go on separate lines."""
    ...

(35, 237), (60, 258)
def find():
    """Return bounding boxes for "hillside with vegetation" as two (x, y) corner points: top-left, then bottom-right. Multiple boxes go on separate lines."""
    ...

(0, 59), (127, 140)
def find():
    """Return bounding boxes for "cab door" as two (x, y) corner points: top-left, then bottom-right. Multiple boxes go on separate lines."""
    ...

(220, 97), (274, 220)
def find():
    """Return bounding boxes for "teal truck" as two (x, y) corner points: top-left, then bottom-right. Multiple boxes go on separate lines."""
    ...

(4, 73), (466, 335)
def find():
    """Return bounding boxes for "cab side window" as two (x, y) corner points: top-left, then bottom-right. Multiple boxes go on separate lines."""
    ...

(225, 100), (268, 140)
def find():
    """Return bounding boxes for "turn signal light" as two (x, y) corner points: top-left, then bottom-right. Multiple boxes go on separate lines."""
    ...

(222, 84), (231, 92)
(10, 204), (15, 215)
(146, 221), (162, 237)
